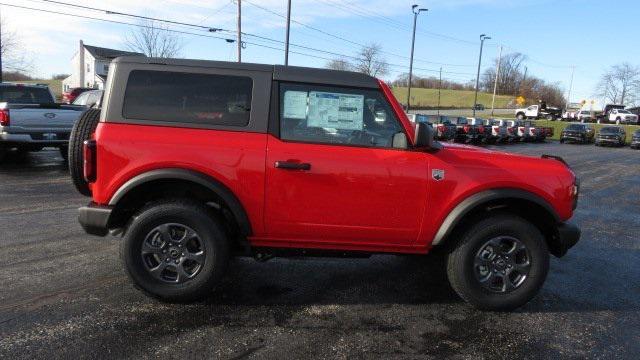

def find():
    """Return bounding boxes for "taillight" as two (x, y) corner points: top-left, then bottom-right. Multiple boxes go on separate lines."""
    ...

(463, 124), (471, 133)
(477, 126), (484, 133)
(0, 109), (10, 127)
(507, 127), (514, 133)
(83, 140), (97, 182)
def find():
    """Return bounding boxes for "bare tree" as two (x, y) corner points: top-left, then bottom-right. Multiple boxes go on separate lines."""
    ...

(480, 52), (526, 96)
(596, 63), (640, 106)
(1, 16), (32, 74)
(124, 20), (183, 58)
(326, 58), (353, 72)
(354, 44), (388, 77)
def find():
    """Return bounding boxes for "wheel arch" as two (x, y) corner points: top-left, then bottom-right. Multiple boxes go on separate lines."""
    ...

(432, 188), (565, 257)
(108, 168), (252, 239)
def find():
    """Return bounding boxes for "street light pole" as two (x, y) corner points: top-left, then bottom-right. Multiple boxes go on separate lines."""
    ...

(284, 0), (291, 65)
(490, 45), (502, 116)
(237, 0), (242, 62)
(473, 34), (490, 117)
(406, 4), (427, 112)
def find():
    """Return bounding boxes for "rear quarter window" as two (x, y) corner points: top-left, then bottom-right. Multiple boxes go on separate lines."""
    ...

(122, 70), (253, 127)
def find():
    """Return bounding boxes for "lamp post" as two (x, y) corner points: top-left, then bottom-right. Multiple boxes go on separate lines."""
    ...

(406, 4), (427, 112)
(473, 34), (491, 117)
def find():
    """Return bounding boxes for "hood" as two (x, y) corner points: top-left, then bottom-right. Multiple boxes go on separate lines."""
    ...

(440, 142), (570, 172)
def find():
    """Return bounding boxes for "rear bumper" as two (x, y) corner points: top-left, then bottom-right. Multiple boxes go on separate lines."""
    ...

(550, 222), (581, 258)
(78, 203), (113, 236)
(0, 131), (70, 146)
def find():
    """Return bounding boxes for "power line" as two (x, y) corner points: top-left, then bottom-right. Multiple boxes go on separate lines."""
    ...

(34, 0), (225, 32)
(11, 0), (478, 76)
(243, 0), (475, 67)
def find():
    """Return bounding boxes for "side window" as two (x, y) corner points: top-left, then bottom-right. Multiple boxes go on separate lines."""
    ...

(73, 92), (88, 105)
(123, 70), (253, 127)
(279, 83), (404, 148)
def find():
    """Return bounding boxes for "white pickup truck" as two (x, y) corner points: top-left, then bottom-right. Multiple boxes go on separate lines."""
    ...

(0, 83), (85, 161)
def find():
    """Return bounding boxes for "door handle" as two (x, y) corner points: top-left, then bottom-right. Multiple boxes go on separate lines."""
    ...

(274, 161), (311, 171)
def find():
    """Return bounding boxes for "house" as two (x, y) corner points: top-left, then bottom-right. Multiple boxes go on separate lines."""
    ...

(62, 40), (144, 92)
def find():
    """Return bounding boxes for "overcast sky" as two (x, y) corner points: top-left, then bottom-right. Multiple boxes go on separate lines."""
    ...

(2, 0), (638, 104)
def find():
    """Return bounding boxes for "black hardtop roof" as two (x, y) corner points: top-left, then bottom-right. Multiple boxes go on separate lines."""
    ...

(112, 56), (380, 89)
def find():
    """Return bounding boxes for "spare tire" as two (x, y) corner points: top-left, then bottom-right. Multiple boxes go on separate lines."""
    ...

(69, 108), (101, 196)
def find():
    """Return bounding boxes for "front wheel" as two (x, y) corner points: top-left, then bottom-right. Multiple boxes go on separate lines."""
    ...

(121, 199), (230, 302)
(446, 214), (549, 311)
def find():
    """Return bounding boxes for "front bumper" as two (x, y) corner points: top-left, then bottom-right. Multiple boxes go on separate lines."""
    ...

(631, 139), (640, 149)
(596, 137), (623, 144)
(561, 134), (587, 142)
(551, 222), (581, 257)
(78, 203), (113, 236)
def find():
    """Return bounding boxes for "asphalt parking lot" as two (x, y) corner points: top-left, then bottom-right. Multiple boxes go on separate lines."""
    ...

(0, 142), (639, 359)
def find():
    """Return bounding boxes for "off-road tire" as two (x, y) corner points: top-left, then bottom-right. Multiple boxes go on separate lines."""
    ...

(446, 214), (549, 311)
(120, 199), (230, 303)
(69, 108), (101, 196)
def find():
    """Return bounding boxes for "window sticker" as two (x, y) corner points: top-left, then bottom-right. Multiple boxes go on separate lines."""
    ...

(283, 90), (308, 119)
(307, 91), (364, 130)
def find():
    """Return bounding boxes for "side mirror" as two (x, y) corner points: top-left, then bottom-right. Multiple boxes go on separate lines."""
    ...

(414, 122), (442, 151)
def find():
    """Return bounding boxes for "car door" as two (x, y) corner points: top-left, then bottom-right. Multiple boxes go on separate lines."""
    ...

(264, 82), (429, 247)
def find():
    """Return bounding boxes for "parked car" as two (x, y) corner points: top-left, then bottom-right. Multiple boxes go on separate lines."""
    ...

(560, 123), (594, 144)
(575, 110), (596, 123)
(70, 56), (580, 311)
(483, 118), (509, 144)
(630, 129), (640, 149)
(421, 115), (456, 141)
(508, 120), (534, 142)
(595, 104), (625, 124)
(468, 117), (495, 144)
(595, 126), (626, 147)
(608, 109), (638, 125)
(62, 87), (94, 104)
(450, 116), (484, 143)
(515, 101), (562, 121)
(562, 102), (582, 121)
(524, 120), (553, 141)
(72, 89), (103, 108)
(0, 83), (85, 161)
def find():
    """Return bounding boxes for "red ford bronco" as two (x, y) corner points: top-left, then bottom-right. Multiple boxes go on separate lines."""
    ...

(69, 57), (580, 310)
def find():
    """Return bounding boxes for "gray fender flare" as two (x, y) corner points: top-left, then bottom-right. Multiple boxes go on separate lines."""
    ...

(431, 188), (560, 246)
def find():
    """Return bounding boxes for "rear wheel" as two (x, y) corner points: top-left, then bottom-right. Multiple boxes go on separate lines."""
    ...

(446, 214), (549, 311)
(121, 199), (230, 302)
(516, 113), (525, 120)
(69, 109), (101, 196)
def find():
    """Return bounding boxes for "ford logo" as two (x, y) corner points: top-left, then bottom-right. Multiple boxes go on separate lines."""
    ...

(44, 113), (56, 119)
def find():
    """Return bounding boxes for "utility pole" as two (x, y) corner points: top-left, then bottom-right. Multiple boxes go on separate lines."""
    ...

(490, 45), (502, 116)
(437, 67), (442, 116)
(284, 0), (291, 65)
(473, 34), (491, 117)
(566, 66), (575, 105)
(0, 6), (3, 83)
(406, 4), (427, 112)
(237, 0), (241, 62)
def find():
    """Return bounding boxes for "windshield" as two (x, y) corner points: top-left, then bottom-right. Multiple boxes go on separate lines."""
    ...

(0, 86), (54, 104)
(601, 127), (621, 133)
(566, 124), (584, 130)
(580, 111), (590, 114)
